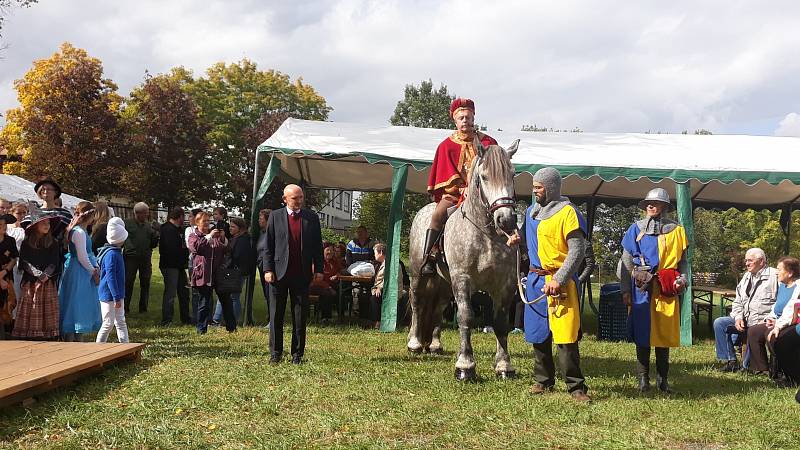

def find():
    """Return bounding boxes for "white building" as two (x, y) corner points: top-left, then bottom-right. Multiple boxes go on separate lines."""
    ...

(316, 189), (353, 232)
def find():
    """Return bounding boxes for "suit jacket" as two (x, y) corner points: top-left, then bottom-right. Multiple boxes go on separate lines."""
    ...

(262, 208), (323, 283)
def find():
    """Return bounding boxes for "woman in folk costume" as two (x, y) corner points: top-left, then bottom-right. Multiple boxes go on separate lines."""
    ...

(520, 168), (591, 402)
(58, 201), (101, 341)
(620, 188), (688, 393)
(420, 98), (497, 276)
(12, 213), (62, 340)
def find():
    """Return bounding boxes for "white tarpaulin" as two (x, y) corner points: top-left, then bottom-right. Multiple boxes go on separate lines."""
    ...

(260, 118), (800, 209)
(0, 174), (86, 210)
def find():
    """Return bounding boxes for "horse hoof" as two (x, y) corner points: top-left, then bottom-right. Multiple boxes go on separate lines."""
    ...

(408, 346), (423, 354)
(428, 347), (444, 355)
(496, 370), (517, 380)
(454, 367), (478, 382)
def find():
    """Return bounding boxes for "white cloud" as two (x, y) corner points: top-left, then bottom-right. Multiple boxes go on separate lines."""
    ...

(2, 0), (800, 135)
(775, 113), (800, 137)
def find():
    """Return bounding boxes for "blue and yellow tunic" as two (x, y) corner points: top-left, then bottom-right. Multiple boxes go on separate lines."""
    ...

(621, 223), (687, 348)
(524, 203), (587, 345)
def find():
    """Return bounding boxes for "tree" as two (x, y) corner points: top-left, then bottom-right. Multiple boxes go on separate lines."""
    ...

(187, 59), (331, 210)
(591, 204), (641, 281)
(353, 191), (430, 259)
(1, 42), (124, 198)
(0, 0), (36, 39)
(389, 79), (454, 129)
(119, 68), (213, 208)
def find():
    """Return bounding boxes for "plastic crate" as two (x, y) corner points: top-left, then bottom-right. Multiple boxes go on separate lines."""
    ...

(598, 282), (629, 342)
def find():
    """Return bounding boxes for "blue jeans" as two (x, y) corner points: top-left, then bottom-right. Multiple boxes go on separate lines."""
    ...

(713, 316), (749, 367)
(212, 277), (243, 325)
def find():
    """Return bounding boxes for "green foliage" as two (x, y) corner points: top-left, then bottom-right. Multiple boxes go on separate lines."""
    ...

(187, 59), (331, 210)
(389, 79), (453, 129)
(321, 227), (347, 245)
(592, 204), (641, 279)
(353, 192), (430, 259)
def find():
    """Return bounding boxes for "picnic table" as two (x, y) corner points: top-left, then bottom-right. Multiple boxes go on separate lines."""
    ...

(337, 274), (375, 318)
(692, 285), (737, 327)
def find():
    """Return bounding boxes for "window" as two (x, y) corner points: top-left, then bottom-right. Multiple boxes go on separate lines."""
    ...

(343, 192), (351, 214)
(336, 190), (343, 210)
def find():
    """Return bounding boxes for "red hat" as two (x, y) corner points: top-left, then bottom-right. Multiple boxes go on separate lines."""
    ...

(450, 98), (475, 118)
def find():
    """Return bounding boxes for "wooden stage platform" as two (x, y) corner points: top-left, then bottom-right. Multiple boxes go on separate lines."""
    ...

(1, 341), (145, 408)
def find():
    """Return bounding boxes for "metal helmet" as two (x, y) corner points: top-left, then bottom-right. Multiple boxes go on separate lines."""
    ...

(638, 187), (673, 211)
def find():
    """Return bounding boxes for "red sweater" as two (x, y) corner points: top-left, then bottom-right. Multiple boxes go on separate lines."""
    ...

(287, 211), (302, 278)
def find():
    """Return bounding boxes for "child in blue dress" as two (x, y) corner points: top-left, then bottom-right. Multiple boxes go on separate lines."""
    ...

(59, 201), (101, 341)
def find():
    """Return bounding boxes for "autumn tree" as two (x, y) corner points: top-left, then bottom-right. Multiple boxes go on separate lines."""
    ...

(1, 42), (123, 198)
(389, 79), (453, 129)
(119, 68), (213, 208)
(187, 59), (331, 210)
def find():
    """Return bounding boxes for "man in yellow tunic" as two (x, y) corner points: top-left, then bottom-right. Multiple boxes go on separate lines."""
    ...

(520, 168), (590, 402)
(620, 188), (688, 393)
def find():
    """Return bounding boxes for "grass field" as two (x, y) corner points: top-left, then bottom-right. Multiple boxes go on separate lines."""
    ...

(1, 263), (799, 449)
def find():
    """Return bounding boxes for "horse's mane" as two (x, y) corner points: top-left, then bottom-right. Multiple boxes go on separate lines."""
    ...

(469, 144), (514, 193)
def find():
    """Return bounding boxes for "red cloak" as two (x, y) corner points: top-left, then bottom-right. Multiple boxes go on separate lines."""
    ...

(427, 131), (497, 202)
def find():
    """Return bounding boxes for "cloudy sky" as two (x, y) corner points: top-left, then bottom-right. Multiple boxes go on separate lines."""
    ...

(2, 0), (800, 136)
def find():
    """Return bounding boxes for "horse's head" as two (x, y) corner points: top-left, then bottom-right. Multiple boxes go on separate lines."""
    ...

(470, 139), (519, 234)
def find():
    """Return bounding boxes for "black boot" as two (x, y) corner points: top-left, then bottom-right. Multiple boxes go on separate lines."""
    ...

(655, 347), (671, 393)
(635, 346), (651, 393)
(420, 228), (441, 276)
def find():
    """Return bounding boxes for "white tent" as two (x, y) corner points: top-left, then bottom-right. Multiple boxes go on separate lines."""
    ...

(260, 118), (800, 210)
(0, 174), (86, 210)
(251, 118), (800, 338)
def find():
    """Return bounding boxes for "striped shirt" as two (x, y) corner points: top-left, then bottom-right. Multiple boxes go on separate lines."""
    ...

(345, 239), (375, 266)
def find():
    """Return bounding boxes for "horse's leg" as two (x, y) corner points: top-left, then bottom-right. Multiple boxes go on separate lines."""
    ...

(407, 278), (424, 353)
(428, 292), (448, 354)
(492, 296), (516, 379)
(452, 274), (477, 382)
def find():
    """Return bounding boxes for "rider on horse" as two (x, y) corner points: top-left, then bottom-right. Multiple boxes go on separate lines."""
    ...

(421, 98), (498, 276)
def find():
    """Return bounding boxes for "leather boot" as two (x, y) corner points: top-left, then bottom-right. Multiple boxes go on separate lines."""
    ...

(420, 228), (441, 276)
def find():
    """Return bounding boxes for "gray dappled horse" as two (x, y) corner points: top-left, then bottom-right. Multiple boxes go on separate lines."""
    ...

(407, 139), (520, 381)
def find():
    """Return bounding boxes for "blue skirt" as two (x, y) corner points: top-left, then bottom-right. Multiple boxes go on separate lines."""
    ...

(59, 253), (101, 334)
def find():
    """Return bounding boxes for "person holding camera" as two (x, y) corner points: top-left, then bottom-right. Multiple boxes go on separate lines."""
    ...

(188, 210), (235, 334)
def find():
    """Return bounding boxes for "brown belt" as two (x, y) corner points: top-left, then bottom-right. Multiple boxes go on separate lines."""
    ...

(529, 267), (553, 276)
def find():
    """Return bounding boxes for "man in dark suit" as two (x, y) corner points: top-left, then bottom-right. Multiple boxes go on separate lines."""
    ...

(262, 184), (324, 364)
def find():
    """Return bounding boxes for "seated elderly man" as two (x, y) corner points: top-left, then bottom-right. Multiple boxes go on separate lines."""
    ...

(713, 248), (778, 373)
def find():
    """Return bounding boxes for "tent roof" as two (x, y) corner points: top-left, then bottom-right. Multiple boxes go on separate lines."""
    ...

(259, 118), (800, 210)
(0, 174), (86, 209)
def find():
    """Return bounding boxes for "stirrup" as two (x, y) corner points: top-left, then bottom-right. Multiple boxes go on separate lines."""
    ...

(420, 257), (436, 276)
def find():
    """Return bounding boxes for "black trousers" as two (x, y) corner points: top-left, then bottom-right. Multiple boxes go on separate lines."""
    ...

(773, 327), (800, 384)
(269, 276), (309, 358)
(369, 294), (382, 322)
(124, 255), (152, 313)
(636, 346), (670, 378)
(258, 266), (271, 322)
(532, 335), (587, 393)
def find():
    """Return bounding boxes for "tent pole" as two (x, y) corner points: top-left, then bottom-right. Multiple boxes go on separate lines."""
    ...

(244, 152), (282, 326)
(380, 165), (408, 332)
(782, 204), (792, 256)
(675, 181), (694, 346)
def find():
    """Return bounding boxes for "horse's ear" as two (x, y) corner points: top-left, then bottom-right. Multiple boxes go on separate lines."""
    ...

(474, 136), (487, 159)
(506, 139), (520, 158)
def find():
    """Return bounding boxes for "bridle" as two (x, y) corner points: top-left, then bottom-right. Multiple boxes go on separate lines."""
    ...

(473, 153), (516, 221)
